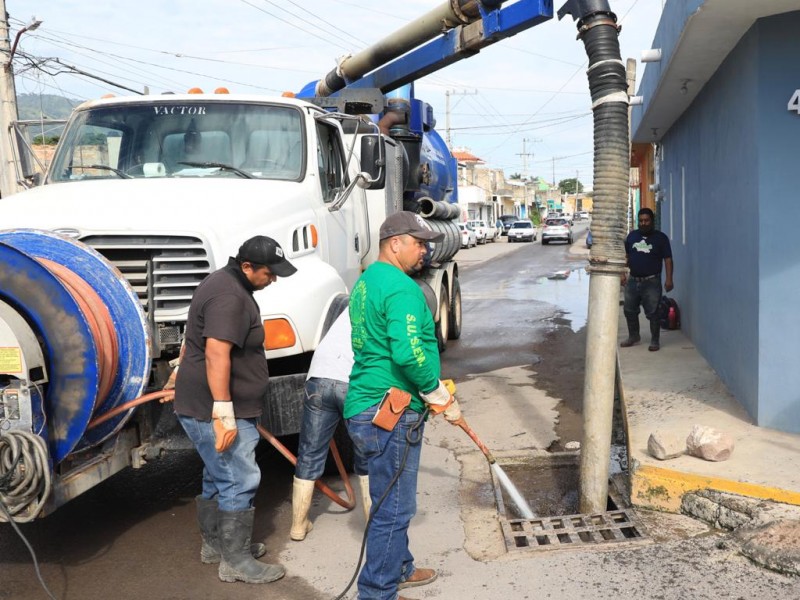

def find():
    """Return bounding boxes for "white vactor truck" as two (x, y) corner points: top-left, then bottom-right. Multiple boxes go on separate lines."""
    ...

(0, 0), (561, 519)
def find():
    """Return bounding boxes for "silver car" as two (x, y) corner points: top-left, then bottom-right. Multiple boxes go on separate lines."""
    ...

(541, 218), (573, 245)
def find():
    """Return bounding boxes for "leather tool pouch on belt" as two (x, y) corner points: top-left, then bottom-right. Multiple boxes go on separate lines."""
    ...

(371, 388), (412, 431)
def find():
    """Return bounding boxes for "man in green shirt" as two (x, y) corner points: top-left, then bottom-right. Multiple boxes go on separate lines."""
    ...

(345, 211), (462, 600)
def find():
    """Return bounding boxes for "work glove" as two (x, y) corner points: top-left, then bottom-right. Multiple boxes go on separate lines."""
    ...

(421, 379), (461, 423)
(212, 401), (237, 452)
(443, 398), (462, 423)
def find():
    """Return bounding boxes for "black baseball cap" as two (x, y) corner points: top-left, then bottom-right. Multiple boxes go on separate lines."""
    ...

(379, 211), (444, 242)
(236, 235), (297, 277)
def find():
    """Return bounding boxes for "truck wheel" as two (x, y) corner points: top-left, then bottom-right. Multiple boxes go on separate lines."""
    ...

(448, 277), (462, 340)
(435, 283), (450, 352)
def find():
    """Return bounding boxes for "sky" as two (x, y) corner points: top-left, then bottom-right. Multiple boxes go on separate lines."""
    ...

(8, 0), (664, 188)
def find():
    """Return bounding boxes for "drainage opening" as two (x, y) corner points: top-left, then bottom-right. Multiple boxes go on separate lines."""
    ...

(491, 453), (648, 553)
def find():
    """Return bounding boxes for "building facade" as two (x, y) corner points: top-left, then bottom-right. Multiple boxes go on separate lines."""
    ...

(631, 1), (800, 434)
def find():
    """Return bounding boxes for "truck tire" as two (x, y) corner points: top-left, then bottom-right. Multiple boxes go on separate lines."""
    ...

(435, 283), (450, 352)
(448, 277), (462, 340)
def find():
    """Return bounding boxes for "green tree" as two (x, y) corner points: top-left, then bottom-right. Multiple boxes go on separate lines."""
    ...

(33, 135), (60, 145)
(558, 177), (583, 194)
(509, 172), (522, 180)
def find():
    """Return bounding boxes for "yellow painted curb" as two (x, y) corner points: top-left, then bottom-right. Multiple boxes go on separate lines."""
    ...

(631, 464), (800, 513)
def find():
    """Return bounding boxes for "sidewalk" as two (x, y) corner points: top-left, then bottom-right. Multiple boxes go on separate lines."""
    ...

(617, 311), (800, 513)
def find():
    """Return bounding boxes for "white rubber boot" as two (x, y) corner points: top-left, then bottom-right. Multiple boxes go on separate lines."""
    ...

(290, 477), (315, 541)
(357, 474), (372, 522)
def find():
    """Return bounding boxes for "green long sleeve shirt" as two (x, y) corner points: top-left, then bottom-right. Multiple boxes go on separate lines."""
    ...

(344, 261), (440, 418)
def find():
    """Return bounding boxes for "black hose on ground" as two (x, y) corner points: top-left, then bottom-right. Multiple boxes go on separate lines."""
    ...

(558, 0), (629, 275)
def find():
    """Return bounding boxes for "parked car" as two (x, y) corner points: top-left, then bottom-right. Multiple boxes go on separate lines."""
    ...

(541, 217), (573, 245)
(467, 219), (488, 244)
(497, 215), (518, 236)
(482, 220), (499, 242)
(458, 222), (477, 248)
(586, 228), (593, 248)
(508, 220), (536, 243)
(577, 210), (590, 221)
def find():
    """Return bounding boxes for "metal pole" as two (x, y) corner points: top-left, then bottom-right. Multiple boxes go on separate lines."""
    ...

(579, 273), (619, 511)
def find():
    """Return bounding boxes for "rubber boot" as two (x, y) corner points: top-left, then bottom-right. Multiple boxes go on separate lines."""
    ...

(218, 509), (285, 584)
(290, 477), (315, 541)
(649, 320), (661, 351)
(620, 316), (641, 347)
(357, 474), (372, 522)
(196, 496), (266, 564)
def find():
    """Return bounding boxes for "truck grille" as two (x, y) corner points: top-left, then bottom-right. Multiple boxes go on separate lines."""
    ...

(80, 235), (212, 316)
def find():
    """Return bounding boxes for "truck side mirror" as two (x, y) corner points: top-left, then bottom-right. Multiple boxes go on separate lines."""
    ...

(360, 134), (385, 190)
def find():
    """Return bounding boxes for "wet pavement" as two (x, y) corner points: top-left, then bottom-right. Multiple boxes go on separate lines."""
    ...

(3, 225), (799, 599)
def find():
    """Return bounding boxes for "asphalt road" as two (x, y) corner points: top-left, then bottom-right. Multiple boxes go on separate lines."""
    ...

(3, 224), (797, 600)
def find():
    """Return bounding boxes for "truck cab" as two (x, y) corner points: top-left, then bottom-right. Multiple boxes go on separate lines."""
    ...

(0, 93), (392, 431)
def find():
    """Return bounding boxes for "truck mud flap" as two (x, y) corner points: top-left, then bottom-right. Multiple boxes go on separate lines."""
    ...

(261, 374), (306, 436)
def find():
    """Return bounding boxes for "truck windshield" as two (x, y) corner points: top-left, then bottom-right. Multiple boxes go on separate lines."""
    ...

(48, 101), (305, 183)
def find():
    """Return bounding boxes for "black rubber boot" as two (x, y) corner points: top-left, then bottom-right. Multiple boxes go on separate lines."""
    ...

(649, 320), (661, 351)
(620, 316), (641, 347)
(196, 496), (266, 565)
(218, 509), (285, 584)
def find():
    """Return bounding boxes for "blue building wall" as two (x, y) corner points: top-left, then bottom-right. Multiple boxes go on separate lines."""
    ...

(755, 14), (800, 430)
(653, 12), (800, 433)
(659, 25), (760, 421)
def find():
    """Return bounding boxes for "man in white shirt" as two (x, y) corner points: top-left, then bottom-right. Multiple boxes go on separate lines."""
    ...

(290, 309), (369, 541)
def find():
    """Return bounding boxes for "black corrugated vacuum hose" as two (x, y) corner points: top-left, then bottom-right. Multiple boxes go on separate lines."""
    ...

(558, 0), (629, 274)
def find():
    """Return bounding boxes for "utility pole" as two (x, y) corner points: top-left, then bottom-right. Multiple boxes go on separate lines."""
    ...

(444, 89), (477, 148)
(516, 138), (533, 179)
(515, 137), (542, 179)
(0, 3), (20, 198)
(0, 8), (39, 198)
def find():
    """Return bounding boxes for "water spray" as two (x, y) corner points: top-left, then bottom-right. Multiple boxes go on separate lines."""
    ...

(451, 417), (536, 519)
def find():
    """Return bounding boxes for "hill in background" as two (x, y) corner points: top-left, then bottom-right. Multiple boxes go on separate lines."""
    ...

(17, 93), (81, 121)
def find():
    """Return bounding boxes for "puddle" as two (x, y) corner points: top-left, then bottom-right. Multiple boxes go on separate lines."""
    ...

(533, 268), (590, 332)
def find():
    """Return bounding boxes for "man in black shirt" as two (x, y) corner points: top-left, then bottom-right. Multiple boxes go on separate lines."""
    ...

(175, 235), (296, 584)
(621, 208), (674, 351)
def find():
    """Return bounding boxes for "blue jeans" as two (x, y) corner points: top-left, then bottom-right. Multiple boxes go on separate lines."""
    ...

(296, 377), (367, 479)
(623, 277), (662, 322)
(346, 405), (425, 600)
(177, 414), (261, 512)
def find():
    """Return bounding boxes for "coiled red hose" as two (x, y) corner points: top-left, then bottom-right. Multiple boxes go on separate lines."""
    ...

(38, 258), (119, 412)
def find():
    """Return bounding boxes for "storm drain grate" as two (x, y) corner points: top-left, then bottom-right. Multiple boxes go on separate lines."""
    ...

(500, 509), (648, 552)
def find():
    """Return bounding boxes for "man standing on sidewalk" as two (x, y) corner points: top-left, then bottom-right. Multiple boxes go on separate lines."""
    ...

(345, 211), (462, 600)
(620, 207), (674, 351)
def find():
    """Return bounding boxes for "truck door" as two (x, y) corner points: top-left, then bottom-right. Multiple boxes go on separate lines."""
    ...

(315, 120), (362, 289)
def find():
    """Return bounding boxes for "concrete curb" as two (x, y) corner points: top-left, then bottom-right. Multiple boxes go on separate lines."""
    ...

(629, 463), (800, 513)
